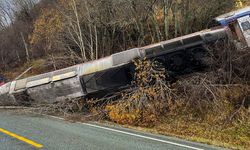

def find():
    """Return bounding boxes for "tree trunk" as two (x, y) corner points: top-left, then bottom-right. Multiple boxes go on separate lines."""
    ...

(173, 2), (179, 37)
(164, 0), (172, 40)
(20, 32), (30, 62)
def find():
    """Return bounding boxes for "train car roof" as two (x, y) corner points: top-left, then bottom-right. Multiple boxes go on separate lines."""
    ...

(141, 27), (227, 50)
(215, 6), (250, 26)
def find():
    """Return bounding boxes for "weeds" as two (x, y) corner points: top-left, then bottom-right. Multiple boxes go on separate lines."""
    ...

(104, 45), (250, 149)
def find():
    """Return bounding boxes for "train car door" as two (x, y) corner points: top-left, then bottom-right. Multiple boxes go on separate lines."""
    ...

(238, 15), (250, 47)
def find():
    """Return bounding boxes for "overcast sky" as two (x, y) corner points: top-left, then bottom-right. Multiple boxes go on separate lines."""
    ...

(0, 0), (39, 27)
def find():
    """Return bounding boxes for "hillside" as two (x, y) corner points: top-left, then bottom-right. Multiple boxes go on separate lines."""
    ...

(0, 0), (242, 76)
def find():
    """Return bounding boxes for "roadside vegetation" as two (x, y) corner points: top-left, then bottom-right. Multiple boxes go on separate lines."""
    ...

(1, 0), (250, 150)
(105, 43), (250, 149)
(29, 43), (250, 149)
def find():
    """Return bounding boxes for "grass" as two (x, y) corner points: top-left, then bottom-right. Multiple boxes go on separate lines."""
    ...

(158, 120), (250, 149)
(115, 117), (250, 150)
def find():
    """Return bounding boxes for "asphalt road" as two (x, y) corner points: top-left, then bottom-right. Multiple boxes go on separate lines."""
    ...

(0, 110), (225, 150)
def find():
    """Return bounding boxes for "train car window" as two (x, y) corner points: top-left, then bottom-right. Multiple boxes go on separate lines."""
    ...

(83, 65), (133, 94)
(163, 41), (183, 50)
(95, 66), (131, 88)
(241, 21), (250, 31)
(15, 79), (27, 91)
(183, 35), (203, 45)
(145, 45), (163, 56)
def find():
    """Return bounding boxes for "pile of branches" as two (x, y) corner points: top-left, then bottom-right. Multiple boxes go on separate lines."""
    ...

(30, 98), (86, 115)
(105, 42), (250, 126)
(105, 59), (179, 126)
(174, 73), (250, 124)
(31, 97), (109, 121)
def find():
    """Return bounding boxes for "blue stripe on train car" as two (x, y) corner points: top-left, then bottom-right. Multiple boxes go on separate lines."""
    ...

(216, 7), (250, 26)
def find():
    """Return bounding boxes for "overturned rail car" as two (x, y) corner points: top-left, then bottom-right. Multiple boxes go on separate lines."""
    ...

(0, 27), (229, 105)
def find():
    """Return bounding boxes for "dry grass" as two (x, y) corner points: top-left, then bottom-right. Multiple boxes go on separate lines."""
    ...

(105, 73), (250, 149)
(104, 45), (250, 149)
(119, 118), (250, 150)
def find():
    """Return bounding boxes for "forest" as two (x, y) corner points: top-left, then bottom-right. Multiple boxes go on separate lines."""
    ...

(0, 0), (244, 73)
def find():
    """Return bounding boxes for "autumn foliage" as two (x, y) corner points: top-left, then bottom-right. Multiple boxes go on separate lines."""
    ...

(1, 0), (247, 72)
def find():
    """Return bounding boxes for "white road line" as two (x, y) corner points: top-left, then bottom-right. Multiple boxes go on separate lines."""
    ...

(82, 123), (204, 150)
(44, 114), (203, 150)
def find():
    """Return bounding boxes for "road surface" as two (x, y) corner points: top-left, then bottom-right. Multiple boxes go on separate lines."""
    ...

(0, 110), (225, 150)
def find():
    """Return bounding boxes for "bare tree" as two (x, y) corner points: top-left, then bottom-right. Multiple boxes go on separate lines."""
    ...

(64, 0), (87, 62)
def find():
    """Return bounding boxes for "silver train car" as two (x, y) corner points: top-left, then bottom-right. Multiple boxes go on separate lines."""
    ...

(0, 27), (229, 105)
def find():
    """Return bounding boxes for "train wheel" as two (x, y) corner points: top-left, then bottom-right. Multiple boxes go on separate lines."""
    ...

(190, 47), (207, 66)
(168, 53), (186, 72)
(152, 57), (165, 71)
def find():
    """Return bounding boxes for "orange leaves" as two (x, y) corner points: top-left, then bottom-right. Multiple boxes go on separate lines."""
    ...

(235, 0), (243, 8)
(133, 59), (166, 87)
(29, 0), (81, 48)
(29, 7), (64, 50)
(106, 104), (140, 125)
(154, 7), (164, 23)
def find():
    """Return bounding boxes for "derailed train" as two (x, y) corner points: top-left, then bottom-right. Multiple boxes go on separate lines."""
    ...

(0, 7), (250, 105)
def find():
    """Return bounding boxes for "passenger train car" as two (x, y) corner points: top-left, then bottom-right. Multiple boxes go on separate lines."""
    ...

(215, 6), (250, 47)
(0, 7), (250, 105)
